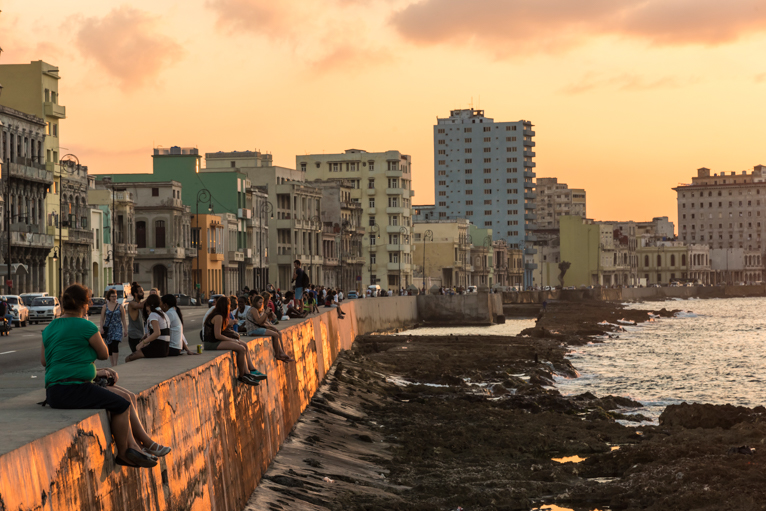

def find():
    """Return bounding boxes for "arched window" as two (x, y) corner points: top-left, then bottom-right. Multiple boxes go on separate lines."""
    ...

(644, 255), (649, 267)
(671, 254), (676, 266)
(681, 254), (687, 266)
(657, 254), (662, 267)
(155, 220), (166, 248)
(136, 221), (146, 248)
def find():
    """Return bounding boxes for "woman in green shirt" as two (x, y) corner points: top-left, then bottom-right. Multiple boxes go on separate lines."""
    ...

(41, 284), (161, 469)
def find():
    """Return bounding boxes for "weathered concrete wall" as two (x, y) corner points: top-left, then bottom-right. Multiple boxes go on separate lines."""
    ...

(0, 297), (418, 511)
(503, 285), (766, 304)
(417, 292), (502, 324)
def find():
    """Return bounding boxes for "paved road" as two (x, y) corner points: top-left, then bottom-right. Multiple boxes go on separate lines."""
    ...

(0, 306), (210, 401)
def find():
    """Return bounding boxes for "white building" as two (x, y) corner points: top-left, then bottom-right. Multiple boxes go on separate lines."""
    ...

(431, 109), (537, 286)
(300, 149), (415, 290)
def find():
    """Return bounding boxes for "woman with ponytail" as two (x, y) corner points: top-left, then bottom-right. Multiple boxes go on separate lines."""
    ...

(161, 294), (196, 356)
(125, 295), (170, 362)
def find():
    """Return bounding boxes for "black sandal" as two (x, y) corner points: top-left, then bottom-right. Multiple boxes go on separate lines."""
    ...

(115, 456), (139, 468)
(123, 448), (158, 468)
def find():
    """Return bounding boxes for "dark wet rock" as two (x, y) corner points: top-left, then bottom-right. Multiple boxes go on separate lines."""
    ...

(659, 402), (766, 429)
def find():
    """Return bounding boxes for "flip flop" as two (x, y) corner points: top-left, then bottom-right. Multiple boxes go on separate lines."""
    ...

(277, 354), (295, 363)
(144, 442), (171, 457)
(238, 375), (260, 386)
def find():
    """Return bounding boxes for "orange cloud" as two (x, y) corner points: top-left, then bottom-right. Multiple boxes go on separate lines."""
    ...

(391, 0), (766, 54)
(206, 0), (290, 38)
(74, 6), (183, 90)
(562, 73), (699, 94)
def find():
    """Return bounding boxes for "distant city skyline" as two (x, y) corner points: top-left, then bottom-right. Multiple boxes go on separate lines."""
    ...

(4, 0), (766, 230)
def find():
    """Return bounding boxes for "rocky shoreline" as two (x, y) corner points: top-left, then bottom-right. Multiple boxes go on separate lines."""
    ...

(246, 301), (766, 511)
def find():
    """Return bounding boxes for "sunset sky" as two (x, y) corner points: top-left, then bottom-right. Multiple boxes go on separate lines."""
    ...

(4, 0), (766, 230)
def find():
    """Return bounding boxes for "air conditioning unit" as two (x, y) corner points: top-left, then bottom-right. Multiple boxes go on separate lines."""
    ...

(246, 249), (252, 257)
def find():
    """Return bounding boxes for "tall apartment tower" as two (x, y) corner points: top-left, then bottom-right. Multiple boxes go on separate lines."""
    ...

(432, 109), (537, 285)
(534, 177), (586, 229)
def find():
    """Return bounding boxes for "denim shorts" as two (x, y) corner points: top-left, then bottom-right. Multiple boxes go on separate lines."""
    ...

(295, 287), (304, 300)
(247, 327), (267, 336)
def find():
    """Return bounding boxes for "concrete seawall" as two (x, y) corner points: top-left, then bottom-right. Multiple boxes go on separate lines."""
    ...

(0, 297), (418, 511)
(503, 285), (766, 304)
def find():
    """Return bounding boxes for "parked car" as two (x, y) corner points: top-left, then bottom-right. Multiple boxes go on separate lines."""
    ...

(20, 292), (49, 307)
(346, 290), (359, 299)
(174, 293), (193, 306)
(208, 294), (225, 307)
(467, 286), (477, 293)
(29, 297), (61, 324)
(89, 297), (106, 316)
(104, 283), (132, 304)
(0, 295), (28, 327)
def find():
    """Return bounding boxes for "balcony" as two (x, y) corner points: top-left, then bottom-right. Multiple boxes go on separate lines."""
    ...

(385, 169), (404, 178)
(523, 139), (535, 147)
(525, 262), (538, 270)
(525, 233), (538, 242)
(386, 262), (411, 272)
(526, 223), (538, 230)
(524, 161), (536, 168)
(237, 208), (252, 220)
(8, 161), (53, 185)
(386, 206), (407, 215)
(523, 150), (536, 158)
(66, 229), (93, 245)
(524, 213), (537, 221)
(368, 207), (376, 215)
(523, 129), (535, 137)
(386, 187), (405, 195)
(324, 257), (339, 266)
(115, 243), (138, 255)
(525, 202), (537, 209)
(209, 250), (224, 262)
(366, 187), (376, 195)
(228, 251), (245, 262)
(524, 181), (535, 189)
(11, 231), (54, 249)
(525, 191), (537, 199)
(44, 101), (66, 119)
(138, 247), (186, 258)
(186, 247), (198, 258)
(386, 225), (408, 234)
(524, 246), (537, 255)
(386, 244), (412, 253)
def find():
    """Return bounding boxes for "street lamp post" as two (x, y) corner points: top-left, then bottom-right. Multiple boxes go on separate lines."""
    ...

(399, 226), (409, 290)
(195, 189), (212, 304)
(369, 223), (379, 287)
(423, 229), (433, 289)
(259, 201), (274, 291)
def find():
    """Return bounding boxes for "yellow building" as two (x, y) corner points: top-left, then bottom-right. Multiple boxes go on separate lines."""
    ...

(0, 61), (67, 296)
(413, 219), (470, 288)
(636, 242), (711, 285)
(192, 214), (224, 298)
(559, 216), (634, 287)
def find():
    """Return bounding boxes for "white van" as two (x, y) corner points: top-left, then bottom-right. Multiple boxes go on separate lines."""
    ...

(104, 283), (133, 304)
(367, 285), (381, 297)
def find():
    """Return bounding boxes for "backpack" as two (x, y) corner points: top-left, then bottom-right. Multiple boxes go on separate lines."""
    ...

(300, 270), (310, 288)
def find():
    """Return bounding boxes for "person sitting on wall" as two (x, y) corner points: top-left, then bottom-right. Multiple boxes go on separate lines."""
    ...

(41, 284), (163, 469)
(203, 296), (265, 385)
(233, 295), (251, 333)
(283, 291), (307, 319)
(125, 295), (171, 362)
(127, 283), (147, 353)
(244, 295), (292, 365)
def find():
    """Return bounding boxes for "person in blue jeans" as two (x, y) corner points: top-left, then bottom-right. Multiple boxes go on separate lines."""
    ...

(292, 259), (306, 312)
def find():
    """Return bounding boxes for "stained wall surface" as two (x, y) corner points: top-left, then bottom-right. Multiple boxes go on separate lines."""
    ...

(0, 297), (417, 511)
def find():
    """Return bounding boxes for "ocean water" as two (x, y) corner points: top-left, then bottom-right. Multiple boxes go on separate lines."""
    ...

(556, 296), (766, 424)
(402, 319), (536, 337)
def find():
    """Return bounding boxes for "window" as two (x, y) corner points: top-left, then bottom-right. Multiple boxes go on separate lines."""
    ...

(438, 139), (445, 145)
(507, 147), (517, 152)
(484, 221), (492, 226)
(507, 158), (517, 162)
(438, 191), (446, 196)
(483, 158), (491, 163)
(152, 188), (159, 197)
(465, 169), (473, 174)
(369, 199), (375, 208)
(507, 199), (518, 204)
(437, 128), (445, 134)
(483, 168), (491, 174)
(483, 127), (491, 132)
(438, 170), (446, 176)
(466, 190), (473, 195)
(507, 137), (516, 141)
(484, 189), (491, 194)
(484, 210), (492, 215)
(671, 254), (676, 266)
(483, 137), (491, 142)
(484, 200), (492, 204)
(464, 128), (472, 132)
(466, 179), (473, 184)
(136, 221), (146, 248)
(387, 178), (399, 188)
(506, 168), (517, 173)
(465, 148), (472, 153)
(389, 253), (399, 263)
(155, 220), (166, 248)
(438, 150), (446, 155)
(438, 160), (446, 165)
(483, 148), (491, 152)
(438, 180), (446, 186)
(368, 179), (375, 188)
(370, 254), (377, 264)
(332, 163), (339, 171)
(507, 210), (518, 215)
(466, 200), (473, 205)
(507, 220), (518, 225)
(465, 159), (472, 163)
(466, 211), (473, 216)
(438, 201), (446, 207)
(484, 178), (492, 184)
(465, 138), (472, 143)
(644, 255), (649, 267)
(369, 162), (375, 171)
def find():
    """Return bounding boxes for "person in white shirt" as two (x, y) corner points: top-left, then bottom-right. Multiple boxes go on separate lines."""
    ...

(233, 296), (251, 332)
(338, 290), (344, 301)
(161, 295), (197, 356)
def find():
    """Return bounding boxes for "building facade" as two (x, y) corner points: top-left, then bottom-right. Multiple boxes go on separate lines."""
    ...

(0, 105), (54, 293)
(674, 166), (766, 251)
(0, 60), (68, 296)
(709, 248), (763, 284)
(413, 218), (470, 289)
(89, 182), (136, 284)
(534, 177), (586, 229)
(301, 149), (415, 290)
(636, 241), (711, 285)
